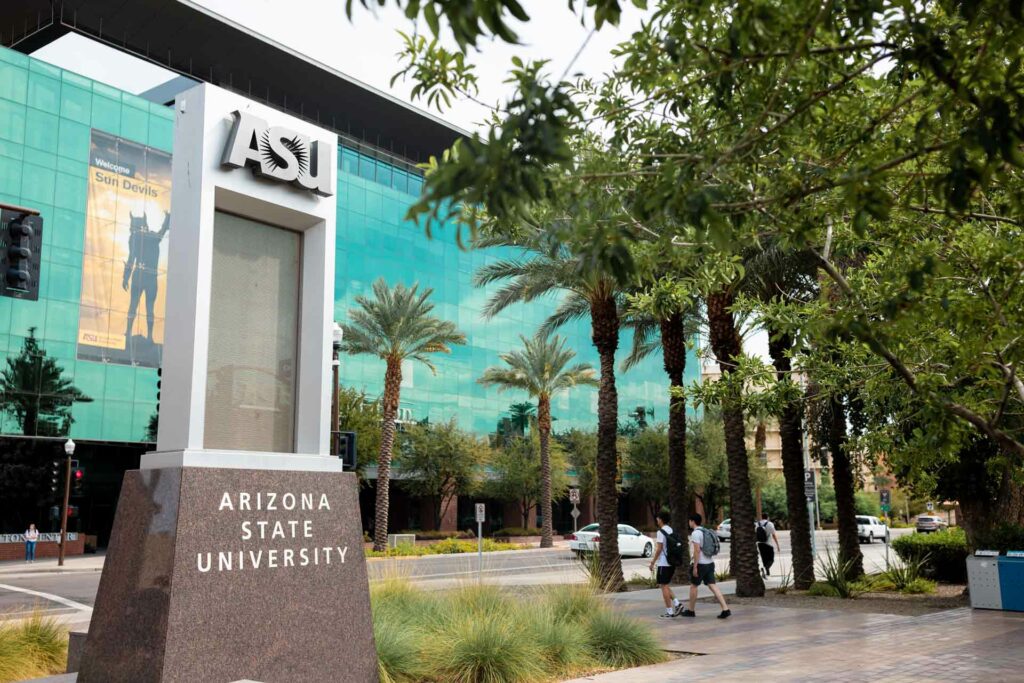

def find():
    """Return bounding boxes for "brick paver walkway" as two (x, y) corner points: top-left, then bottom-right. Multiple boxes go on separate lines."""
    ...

(566, 592), (1024, 682)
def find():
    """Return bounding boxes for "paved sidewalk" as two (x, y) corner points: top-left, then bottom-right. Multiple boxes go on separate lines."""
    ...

(0, 554), (106, 577)
(567, 590), (1024, 681)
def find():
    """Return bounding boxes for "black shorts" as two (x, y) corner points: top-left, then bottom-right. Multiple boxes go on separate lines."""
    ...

(656, 565), (675, 585)
(690, 562), (716, 586)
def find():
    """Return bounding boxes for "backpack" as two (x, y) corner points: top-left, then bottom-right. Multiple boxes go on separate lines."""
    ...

(698, 527), (720, 558)
(660, 527), (685, 567)
(756, 521), (769, 544)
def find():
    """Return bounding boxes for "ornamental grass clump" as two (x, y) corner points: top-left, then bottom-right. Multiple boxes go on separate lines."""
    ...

(0, 613), (68, 683)
(369, 579), (665, 682)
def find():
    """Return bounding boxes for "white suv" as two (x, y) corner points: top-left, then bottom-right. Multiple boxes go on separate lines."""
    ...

(856, 515), (888, 544)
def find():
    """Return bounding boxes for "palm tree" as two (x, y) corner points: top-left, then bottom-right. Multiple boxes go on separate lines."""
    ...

(623, 277), (700, 556)
(706, 286), (765, 597)
(742, 245), (819, 589)
(474, 230), (627, 588)
(340, 278), (466, 552)
(508, 402), (536, 436)
(479, 333), (598, 547)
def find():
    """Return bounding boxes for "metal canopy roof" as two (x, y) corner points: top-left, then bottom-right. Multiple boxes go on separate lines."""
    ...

(1, 0), (467, 164)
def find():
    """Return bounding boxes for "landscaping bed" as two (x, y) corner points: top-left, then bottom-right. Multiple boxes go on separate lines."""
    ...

(704, 584), (968, 616)
(372, 579), (666, 682)
(366, 537), (526, 557)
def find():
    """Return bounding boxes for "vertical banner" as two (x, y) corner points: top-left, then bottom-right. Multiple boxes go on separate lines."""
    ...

(77, 131), (171, 368)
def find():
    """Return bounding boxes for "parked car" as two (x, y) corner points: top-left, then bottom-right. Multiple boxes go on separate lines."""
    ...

(856, 515), (888, 544)
(916, 515), (949, 533)
(566, 523), (654, 558)
(717, 518), (731, 541)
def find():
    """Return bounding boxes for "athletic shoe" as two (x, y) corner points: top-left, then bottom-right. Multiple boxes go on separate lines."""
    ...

(679, 609), (696, 617)
(659, 612), (677, 618)
(673, 602), (685, 616)
(718, 609), (732, 619)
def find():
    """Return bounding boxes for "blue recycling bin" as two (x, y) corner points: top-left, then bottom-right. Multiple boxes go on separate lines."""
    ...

(998, 555), (1024, 612)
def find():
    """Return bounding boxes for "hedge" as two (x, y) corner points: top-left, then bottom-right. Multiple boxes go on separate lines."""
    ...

(494, 527), (544, 538)
(891, 528), (969, 583)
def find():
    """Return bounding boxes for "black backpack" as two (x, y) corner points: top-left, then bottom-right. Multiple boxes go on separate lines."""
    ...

(661, 527), (685, 567)
(756, 521), (769, 544)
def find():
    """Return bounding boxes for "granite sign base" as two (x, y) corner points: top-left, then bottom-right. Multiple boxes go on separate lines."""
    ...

(77, 466), (377, 683)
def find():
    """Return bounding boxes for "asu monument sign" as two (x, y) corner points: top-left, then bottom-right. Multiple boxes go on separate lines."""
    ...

(76, 84), (377, 682)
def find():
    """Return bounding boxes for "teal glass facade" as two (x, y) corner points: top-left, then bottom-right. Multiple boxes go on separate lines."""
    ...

(0, 46), (696, 443)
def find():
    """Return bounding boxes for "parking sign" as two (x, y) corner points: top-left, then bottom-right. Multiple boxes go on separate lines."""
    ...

(475, 503), (486, 523)
(569, 488), (580, 504)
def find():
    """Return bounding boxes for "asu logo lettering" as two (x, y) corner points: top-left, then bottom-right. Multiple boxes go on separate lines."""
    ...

(221, 110), (335, 197)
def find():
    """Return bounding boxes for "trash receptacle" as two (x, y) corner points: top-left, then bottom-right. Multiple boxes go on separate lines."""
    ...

(967, 555), (1002, 610)
(997, 555), (1024, 612)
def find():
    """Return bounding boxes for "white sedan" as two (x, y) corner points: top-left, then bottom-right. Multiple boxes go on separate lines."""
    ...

(567, 523), (655, 558)
(717, 518), (731, 541)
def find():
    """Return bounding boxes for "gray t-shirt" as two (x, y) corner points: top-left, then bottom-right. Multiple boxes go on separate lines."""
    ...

(689, 528), (714, 565)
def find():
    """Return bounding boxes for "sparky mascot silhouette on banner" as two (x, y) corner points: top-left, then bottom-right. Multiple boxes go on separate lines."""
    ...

(123, 210), (170, 350)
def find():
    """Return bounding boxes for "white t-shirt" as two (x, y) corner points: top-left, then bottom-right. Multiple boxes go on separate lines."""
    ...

(690, 528), (714, 565)
(757, 520), (777, 544)
(24, 529), (38, 542)
(656, 526), (673, 567)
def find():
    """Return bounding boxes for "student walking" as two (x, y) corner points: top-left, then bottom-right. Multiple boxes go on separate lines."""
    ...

(756, 513), (782, 578)
(679, 513), (730, 619)
(648, 511), (685, 618)
(23, 523), (38, 562)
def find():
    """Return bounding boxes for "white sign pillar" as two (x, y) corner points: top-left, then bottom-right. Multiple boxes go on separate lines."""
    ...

(149, 83), (339, 471)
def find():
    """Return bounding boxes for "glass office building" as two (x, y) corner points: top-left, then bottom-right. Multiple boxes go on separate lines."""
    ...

(0, 36), (698, 537)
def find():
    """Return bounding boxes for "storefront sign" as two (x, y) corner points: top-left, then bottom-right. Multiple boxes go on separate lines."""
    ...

(0, 533), (78, 543)
(222, 111), (334, 196)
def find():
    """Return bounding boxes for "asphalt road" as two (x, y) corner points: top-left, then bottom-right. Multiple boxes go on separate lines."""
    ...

(0, 529), (912, 623)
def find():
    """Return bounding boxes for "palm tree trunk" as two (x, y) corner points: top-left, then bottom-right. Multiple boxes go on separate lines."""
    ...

(537, 394), (554, 548)
(706, 289), (764, 597)
(660, 312), (690, 566)
(767, 330), (815, 589)
(828, 395), (863, 577)
(591, 294), (624, 590)
(373, 358), (402, 552)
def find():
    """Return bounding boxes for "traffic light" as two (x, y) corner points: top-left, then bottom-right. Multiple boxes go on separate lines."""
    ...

(50, 459), (61, 497)
(156, 367), (162, 404)
(72, 465), (85, 496)
(0, 204), (43, 300)
(334, 431), (357, 471)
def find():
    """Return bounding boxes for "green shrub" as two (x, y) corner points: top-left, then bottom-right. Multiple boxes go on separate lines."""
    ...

(493, 527), (543, 538)
(715, 564), (732, 582)
(891, 529), (969, 583)
(375, 616), (424, 683)
(625, 571), (657, 589)
(529, 609), (593, 671)
(0, 613), (68, 682)
(421, 610), (547, 683)
(807, 581), (840, 597)
(884, 552), (930, 591)
(817, 545), (864, 598)
(584, 610), (667, 669)
(366, 538), (520, 558)
(399, 529), (472, 541)
(902, 578), (937, 594)
(543, 584), (600, 624)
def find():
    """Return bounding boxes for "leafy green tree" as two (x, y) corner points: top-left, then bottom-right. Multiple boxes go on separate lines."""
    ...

(686, 408), (729, 525)
(0, 328), (91, 436)
(559, 428), (599, 498)
(854, 491), (881, 517)
(340, 279), (466, 551)
(623, 425), (669, 521)
(336, 386), (383, 478)
(478, 333), (597, 547)
(486, 433), (570, 530)
(395, 419), (489, 531)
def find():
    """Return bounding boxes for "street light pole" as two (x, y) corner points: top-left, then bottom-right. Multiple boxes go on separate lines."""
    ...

(58, 438), (75, 567)
(330, 323), (342, 455)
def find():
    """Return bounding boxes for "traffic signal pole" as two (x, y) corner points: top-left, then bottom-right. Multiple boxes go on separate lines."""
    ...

(58, 453), (71, 566)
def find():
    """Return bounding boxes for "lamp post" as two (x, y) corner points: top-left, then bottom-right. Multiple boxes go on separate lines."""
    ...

(58, 438), (75, 567)
(756, 449), (767, 519)
(330, 323), (343, 455)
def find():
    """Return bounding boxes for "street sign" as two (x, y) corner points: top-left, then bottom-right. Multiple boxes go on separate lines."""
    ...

(804, 470), (816, 501)
(880, 489), (891, 507)
(926, 501), (934, 511)
(568, 488), (580, 504)
(475, 503), (486, 523)
(570, 508), (581, 519)
(881, 504), (891, 512)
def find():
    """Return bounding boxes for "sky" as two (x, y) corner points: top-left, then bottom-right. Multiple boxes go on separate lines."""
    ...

(34, 0), (651, 133)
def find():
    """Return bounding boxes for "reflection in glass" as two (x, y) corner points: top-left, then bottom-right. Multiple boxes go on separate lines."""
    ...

(204, 212), (300, 453)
